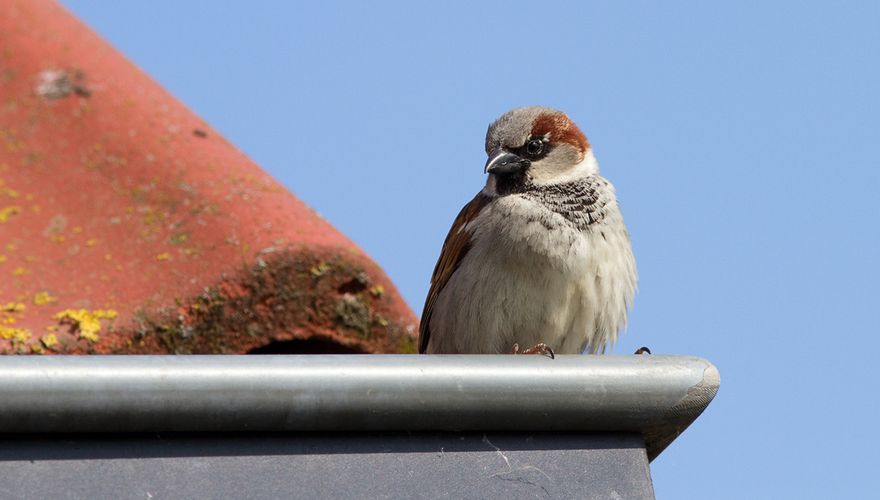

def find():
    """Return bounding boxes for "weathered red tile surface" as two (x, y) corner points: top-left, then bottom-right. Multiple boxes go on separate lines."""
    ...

(0, 0), (418, 354)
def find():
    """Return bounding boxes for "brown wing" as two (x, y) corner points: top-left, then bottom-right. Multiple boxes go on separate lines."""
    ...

(419, 193), (492, 353)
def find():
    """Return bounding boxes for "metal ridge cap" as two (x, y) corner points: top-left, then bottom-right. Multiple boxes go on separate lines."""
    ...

(0, 354), (719, 459)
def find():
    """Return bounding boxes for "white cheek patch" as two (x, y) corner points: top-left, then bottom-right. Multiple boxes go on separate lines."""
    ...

(530, 149), (600, 186)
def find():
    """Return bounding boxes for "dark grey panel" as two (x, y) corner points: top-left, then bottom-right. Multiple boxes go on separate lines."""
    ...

(0, 432), (654, 500)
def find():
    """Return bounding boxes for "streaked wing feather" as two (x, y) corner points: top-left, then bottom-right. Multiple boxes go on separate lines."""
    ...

(418, 193), (492, 353)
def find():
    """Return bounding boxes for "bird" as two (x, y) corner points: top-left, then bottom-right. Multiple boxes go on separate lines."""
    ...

(419, 107), (637, 355)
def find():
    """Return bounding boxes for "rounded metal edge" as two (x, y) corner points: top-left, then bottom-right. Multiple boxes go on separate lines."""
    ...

(0, 354), (720, 460)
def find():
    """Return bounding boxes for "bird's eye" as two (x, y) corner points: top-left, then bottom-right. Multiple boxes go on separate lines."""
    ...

(525, 139), (544, 157)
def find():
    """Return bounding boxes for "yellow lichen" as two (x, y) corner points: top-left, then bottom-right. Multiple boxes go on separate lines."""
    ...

(2, 302), (25, 312)
(54, 308), (118, 343)
(6, 242), (16, 251)
(0, 205), (20, 222)
(85, 238), (98, 247)
(170, 232), (189, 245)
(0, 326), (30, 342)
(369, 285), (385, 298)
(310, 262), (330, 277)
(33, 291), (57, 306)
(142, 208), (158, 226)
(50, 235), (66, 243)
(104, 254), (113, 261)
(72, 226), (83, 234)
(156, 252), (171, 261)
(12, 266), (27, 277)
(0, 254), (6, 263)
(40, 333), (58, 348)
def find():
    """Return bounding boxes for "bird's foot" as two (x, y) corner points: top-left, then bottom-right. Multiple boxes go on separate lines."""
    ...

(511, 342), (555, 359)
(633, 346), (652, 355)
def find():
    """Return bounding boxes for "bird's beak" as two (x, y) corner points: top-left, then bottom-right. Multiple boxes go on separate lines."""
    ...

(484, 148), (530, 175)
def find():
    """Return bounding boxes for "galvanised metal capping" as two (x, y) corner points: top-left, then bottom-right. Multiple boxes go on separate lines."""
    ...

(0, 354), (719, 460)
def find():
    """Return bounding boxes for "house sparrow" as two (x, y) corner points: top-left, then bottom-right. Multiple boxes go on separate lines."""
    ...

(419, 107), (637, 355)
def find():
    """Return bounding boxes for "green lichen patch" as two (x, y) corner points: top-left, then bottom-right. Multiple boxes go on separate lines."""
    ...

(334, 294), (372, 337)
(123, 248), (415, 354)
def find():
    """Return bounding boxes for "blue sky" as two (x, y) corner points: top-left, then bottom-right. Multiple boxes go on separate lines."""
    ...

(61, 1), (880, 498)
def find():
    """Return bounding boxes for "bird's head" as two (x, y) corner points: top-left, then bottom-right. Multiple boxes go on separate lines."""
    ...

(484, 107), (596, 188)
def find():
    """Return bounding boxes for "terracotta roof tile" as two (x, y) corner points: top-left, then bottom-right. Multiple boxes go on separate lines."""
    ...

(0, 0), (418, 354)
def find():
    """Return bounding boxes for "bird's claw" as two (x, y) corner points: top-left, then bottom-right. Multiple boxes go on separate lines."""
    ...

(511, 342), (555, 359)
(633, 346), (651, 355)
